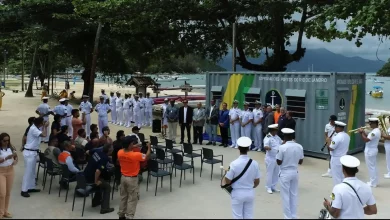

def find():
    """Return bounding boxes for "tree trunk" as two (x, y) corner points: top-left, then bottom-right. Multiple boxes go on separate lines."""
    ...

(81, 67), (91, 95)
(25, 45), (38, 97)
(89, 22), (103, 102)
(21, 42), (25, 91)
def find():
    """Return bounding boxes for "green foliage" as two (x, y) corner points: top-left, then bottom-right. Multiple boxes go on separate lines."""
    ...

(377, 59), (390, 76)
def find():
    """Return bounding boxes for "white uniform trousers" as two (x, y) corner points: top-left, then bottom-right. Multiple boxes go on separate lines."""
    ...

(123, 109), (130, 127)
(252, 124), (263, 150)
(60, 118), (67, 126)
(168, 122), (178, 141)
(140, 109), (145, 125)
(111, 106), (117, 123)
(116, 108), (123, 125)
(365, 148), (378, 186)
(134, 111), (142, 128)
(41, 119), (50, 142)
(66, 116), (73, 138)
(83, 114), (91, 138)
(145, 110), (153, 126)
(98, 116), (108, 137)
(385, 145), (390, 175)
(231, 188), (255, 219)
(230, 122), (241, 147)
(21, 151), (38, 192)
(265, 157), (279, 190)
(330, 156), (343, 186)
(279, 170), (299, 219)
(241, 124), (252, 139)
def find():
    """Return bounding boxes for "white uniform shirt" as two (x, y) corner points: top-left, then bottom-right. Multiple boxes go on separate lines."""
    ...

(79, 101), (92, 114)
(116, 97), (123, 110)
(365, 128), (381, 150)
(66, 104), (73, 117)
(110, 96), (117, 108)
(95, 103), (110, 117)
(240, 109), (254, 124)
(329, 132), (350, 157)
(183, 107), (188, 123)
(325, 123), (335, 137)
(162, 103), (168, 118)
(225, 155), (261, 189)
(25, 124), (42, 150)
(101, 94), (109, 103)
(331, 177), (376, 219)
(384, 128), (390, 148)
(123, 98), (130, 109)
(252, 108), (263, 125)
(36, 103), (51, 121)
(229, 107), (241, 121)
(139, 98), (146, 110)
(264, 133), (282, 158)
(0, 148), (14, 167)
(276, 141), (304, 171)
(145, 98), (154, 111)
(53, 104), (67, 116)
(133, 100), (141, 112)
(128, 98), (134, 110)
(209, 106), (214, 117)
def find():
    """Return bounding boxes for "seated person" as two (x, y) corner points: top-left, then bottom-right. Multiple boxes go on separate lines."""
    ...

(44, 136), (61, 173)
(128, 126), (142, 145)
(58, 141), (80, 188)
(83, 144), (115, 214)
(112, 130), (125, 188)
(85, 132), (100, 153)
(75, 129), (88, 149)
(90, 124), (99, 139)
(57, 125), (71, 150)
(99, 126), (113, 146)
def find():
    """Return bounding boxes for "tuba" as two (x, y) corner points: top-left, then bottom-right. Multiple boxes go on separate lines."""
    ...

(378, 114), (389, 140)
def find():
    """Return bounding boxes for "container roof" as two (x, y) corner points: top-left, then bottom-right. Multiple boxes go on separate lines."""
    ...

(126, 76), (157, 86)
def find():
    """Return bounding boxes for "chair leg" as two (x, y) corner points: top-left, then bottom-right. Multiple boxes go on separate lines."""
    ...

(155, 177), (158, 196)
(111, 181), (115, 200)
(36, 164), (40, 181)
(65, 182), (69, 202)
(49, 175), (53, 194)
(146, 172), (149, 191)
(72, 189), (76, 211)
(174, 167), (176, 177)
(184, 170), (186, 180)
(42, 167), (47, 187)
(193, 167), (195, 184)
(180, 170), (183, 188)
(43, 172), (48, 190)
(170, 174), (172, 192)
(82, 195), (86, 217)
(211, 164), (214, 181)
(200, 161), (203, 177)
(58, 182), (62, 197)
(161, 176), (163, 188)
(220, 162), (223, 177)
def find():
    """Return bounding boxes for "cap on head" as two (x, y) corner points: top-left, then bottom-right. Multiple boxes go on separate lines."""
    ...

(329, 115), (337, 121)
(64, 98), (69, 101)
(268, 124), (278, 129)
(255, 100), (261, 105)
(237, 137), (252, 148)
(42, 97), (49, 100)
(82, 95), (89, 98)
(281, 128), (295, 134)
(335, 121), (347, 127)
(99, 96), (104, 99)
(233, 100), (238, 104)
(243, 101), (249, 106)
(368, 118), (379, 122)
(116, 91), (121, 94)
(164, 98), (169, 101)
(59, 98), (66, 102)
(122, 135), (138, 147)
(340, 155), (360, 168)
(132, 126), (141, 132)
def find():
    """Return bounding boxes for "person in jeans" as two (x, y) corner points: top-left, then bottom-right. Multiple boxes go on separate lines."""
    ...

(117, 136), (151, 219)
(192, 102), (206, 145)
(178, 99), (193, 144)
(165, 99), (179, 144)
(205, 99), (219, 146)
(218, 102), (230, 147)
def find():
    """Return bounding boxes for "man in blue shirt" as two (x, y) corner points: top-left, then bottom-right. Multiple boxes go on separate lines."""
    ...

(83, 144), (114, 214)
(219, 102), (230, 147)
(166, 99), (179, 143)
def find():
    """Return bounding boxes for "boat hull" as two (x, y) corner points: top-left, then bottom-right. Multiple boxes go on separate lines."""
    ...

(153, 95), (205, 104)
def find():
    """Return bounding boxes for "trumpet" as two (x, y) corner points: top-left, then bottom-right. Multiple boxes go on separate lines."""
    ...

(348, 126), (369, 133)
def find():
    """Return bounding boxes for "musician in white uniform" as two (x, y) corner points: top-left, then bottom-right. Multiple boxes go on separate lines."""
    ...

(109, 91), (117, 124)
(322, 115), (337, 178)
(101, 89), (108, 103)
(264, 124), (282, 194)
(380, 122), (390, 179)
(133, 95), (142, 128)
(323, 155), (377, 219)
(251, 101), (263, 151)
(79, 95), (93, 138)
(53, 98), (67, 126)
(123, 94), (131, 128)
(144, 92), (154, 126)
(64, 98), (73, 138)
(95, 96), (111, 137)
(328, 121), (350, 186)
(115, 91), (124, 126)
(276, 128), (304, 219)
(223, 137), (261, 219)
(239, 102), (253, 138)
(138, 92), (146, 126)
(229, 100), (241, 148)
(128, 94), (134, 126)
(35, 97), (52, 143)
(358, 118), (381, 187)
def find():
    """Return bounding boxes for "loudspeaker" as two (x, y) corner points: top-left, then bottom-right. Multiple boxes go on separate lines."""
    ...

(152, 119), (161, 133)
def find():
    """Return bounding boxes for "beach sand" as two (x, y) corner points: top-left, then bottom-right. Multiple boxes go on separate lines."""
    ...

(0, 83), (388, 219)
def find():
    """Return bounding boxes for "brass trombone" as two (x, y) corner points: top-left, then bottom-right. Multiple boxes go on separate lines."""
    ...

(348, 126), (369, 133)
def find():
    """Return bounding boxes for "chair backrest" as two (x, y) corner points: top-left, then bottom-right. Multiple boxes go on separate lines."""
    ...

(39, 152), (46, 163)
(76, 173), (87, 189)
(183, 143), (193, 154)
(165, 139), (173, 150)
(75, 147), (86, 161)
(202, 148), (214, 160)
(61, 164), (70, 179)
(155, 148), (165, 160)
(172, 153), (183, 166)
(150, 136), (158, 146)
(138, 133), (145, 143)
(46, 159), (55, 171)
(148, 159), (159, 172)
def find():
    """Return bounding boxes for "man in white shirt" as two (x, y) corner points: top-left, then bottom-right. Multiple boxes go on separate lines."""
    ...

(322, 115), (337, 178)
(35, 97), (53, 143)
(239, 102), (253, 138)
(144, 92), (154, 127)
(21, 117), (49, 198)
(229, 100), (241, 148)
(115, 92), (124, 126)
(79, 95), (93, 138)
(264, 124), (282, 194)
(251, 101), (263, 151)
(109, 92), (117, 124)
(95, 96), (112, 137)
(323, 155), (377, 219)
(64, 99), (73, 138)
(358, 117), (381, 187)
(53, 98), (67, 126)
(161, 98), (169, 138)
(380, 120), (390, 179)
(122, 94), (131, 128)
(138, 92), (146, 126)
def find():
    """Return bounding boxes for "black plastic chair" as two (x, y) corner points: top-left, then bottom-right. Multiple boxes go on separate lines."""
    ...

(183, 143), (202, 168)
(74, 147), (87, 170)
(172, 153), (194, 187)
(43, 159), (61, 194)
(155, 148), (173, 170)
(200, 148), (223, 180)
(36, 151), (47, 184)
(165, 139), (182, 155)
(150, 135), (164, 149)
(138, 133), (146, 143)
(72, 173), (96, 217)
(147, 160), (172, 196)
(59, 164), (77, 202)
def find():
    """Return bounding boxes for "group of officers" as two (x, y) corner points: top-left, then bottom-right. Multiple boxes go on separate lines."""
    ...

(223, 114), (380, 219)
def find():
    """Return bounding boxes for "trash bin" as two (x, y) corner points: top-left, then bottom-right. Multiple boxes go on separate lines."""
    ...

(1, 81), (4, 88)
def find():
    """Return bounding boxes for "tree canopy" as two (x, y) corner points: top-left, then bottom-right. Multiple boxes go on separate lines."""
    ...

(377, 59), (390, 76)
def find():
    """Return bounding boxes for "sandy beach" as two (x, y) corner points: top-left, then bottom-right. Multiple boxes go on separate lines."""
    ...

(0, 83), (389, 219)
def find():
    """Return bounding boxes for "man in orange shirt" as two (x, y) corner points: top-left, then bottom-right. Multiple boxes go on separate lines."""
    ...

(71, 109), (86, 141)
(117, 136), (151, 220)
(273, 104), (281, 124)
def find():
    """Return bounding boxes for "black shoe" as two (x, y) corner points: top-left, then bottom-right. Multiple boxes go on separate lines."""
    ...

(206, 142), (212, 145)
(21, 191), (30, 198)
(192, 142), (197, 144)
(119, 217), (126, 220)
(180, 141), (184, 144)
(92, 202), (101, 208)
(213, 142), (216, 146)
(28, 189), (41, 193)
(199, 142), (202, 145)
(219, 143), (224, 146)
(224, 144), (228, 148)
(100, 208), (115, 214)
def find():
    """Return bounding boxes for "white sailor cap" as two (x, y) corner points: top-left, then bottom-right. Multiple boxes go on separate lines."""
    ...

(116, 91), (121, 94)
(243, 101), (249, 105)
(99, 96), (105, 99)
(42, 97), (49, 100)
(368, 118), (379, 122)
(138, 92), (143, 94)
(255, 100), (261, 105)
(335, 121), (347, 127)
(233, 100), (238, 104)
(268, 124), (278, 129)
(281, 128), (295, 134)
(59, 98), (66, 102)
(237, 137), (252, 148)
(164, 98), (169, 101)
(82, 95), (89, 98)
(340, 155), (360, 168)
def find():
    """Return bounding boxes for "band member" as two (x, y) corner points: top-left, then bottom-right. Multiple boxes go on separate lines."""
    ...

(223, 137), (260, 219)
(322, 115), (337, 178)
(323, 155), (377, 219)
(79, 95), (93, 138)
(264, 124), (282, 194)
(123, 94), (131, 127)
(144, 92), (154, 127)
(109, 92), (117, 124)
(53, 98), (67, 126)
(251, 101), (263, 151)
(95, 96), (111, 137)
(229, 100), (241, 148)
(380, 122), (390, 179)
(64, 99), (73, 138)
(115, 92), (124, 126)
(138, 92), (146, 126)
(239, 102), (253, 138)
(35, 97), (52, 143)
(358, 118), (381, 187)
(276, 128), (304, 219)
(133, 95), (142, 128)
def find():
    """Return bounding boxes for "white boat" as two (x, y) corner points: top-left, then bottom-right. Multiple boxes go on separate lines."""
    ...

(173, 76), (190, 81)
(155, 76), (172, 82)
(373, 78), (385, 84)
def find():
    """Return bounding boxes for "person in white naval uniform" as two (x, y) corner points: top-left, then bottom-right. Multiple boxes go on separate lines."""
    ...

(138, 92), (146, 126)
(115, 92), (124, 126)
(328, 121), (350, 186)
(358, 117), (381, 187)
(239, 102), (253, 139)
(109, 92), (117, 124)
(144, 92), (154, 126)
(64, 99), (73, 138)
(251, 101), (263, 151)
(95, 96), (111, 137)
(322, 115), (337, 178)
(276, 128), (304, 219)
(35, 97), (53, 143)
(264, 124), (282, 194)
(122, 94), (131, 127)
(53, 98), (68, 126)
(128, 94), (134, 126)
(133, 95), (142, 128)
(79, 95), (93, 138)
(380, 122), (390, 179)
(323, 155), (377, 219)
(223, 137), (260, 219)
(161, 98), (169, 137)
(229, 100), (241, 148)
(101, 89), (109, 104)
